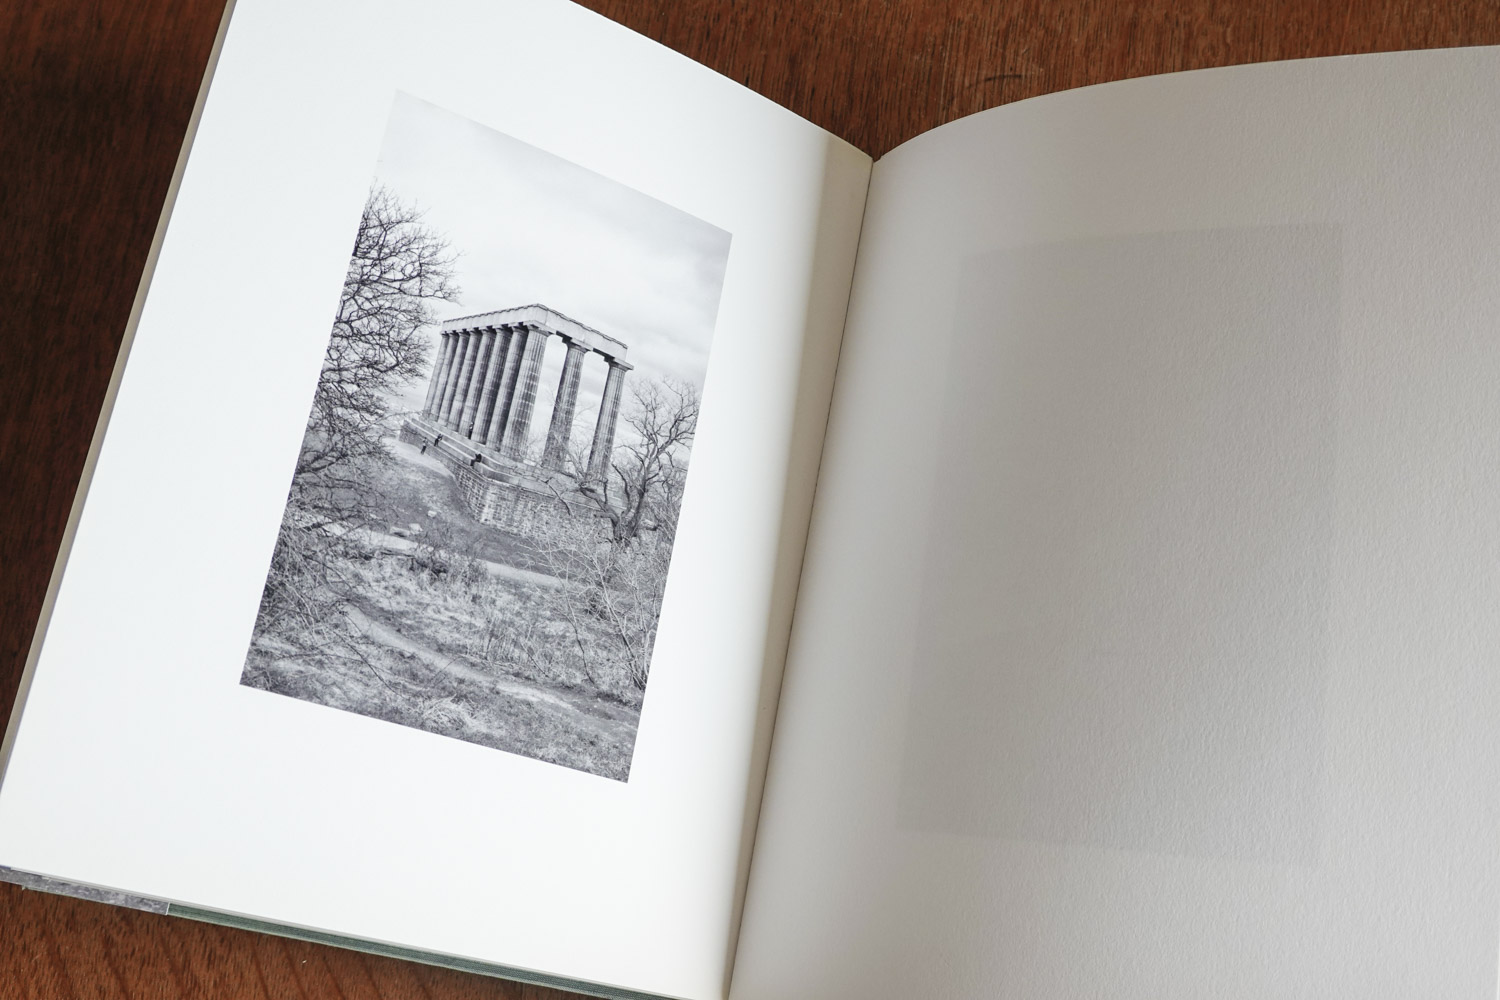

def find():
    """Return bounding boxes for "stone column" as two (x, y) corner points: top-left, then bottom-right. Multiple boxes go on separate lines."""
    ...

(437, 329), (472, 428)
(422, 332), (455, 418)
(473, 325), (514, 445)
(542, 338), (587, 471)
(459, 327), (498, 439)
(484, 326), (527, 451)
(440, 332), (463, 416)
(500, 325), (551, 461)
(445, 330), (481, 430)
(587, 359), (631, 482)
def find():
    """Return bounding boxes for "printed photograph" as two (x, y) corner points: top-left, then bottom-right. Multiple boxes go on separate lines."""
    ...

(240, 93), (731, 780)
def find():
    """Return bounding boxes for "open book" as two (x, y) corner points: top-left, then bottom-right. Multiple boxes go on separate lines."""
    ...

(4, 0), (1499, 996)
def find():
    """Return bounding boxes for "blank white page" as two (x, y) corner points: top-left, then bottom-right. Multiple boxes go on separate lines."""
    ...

(734, 47), (1500, 1000)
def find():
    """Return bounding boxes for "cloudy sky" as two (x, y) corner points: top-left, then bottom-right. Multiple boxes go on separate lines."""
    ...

(370, 92), (731, 447)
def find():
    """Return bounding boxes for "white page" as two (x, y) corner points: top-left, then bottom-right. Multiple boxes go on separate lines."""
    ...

(0, 1), (868, 997)
(734, 47), (1500, 999)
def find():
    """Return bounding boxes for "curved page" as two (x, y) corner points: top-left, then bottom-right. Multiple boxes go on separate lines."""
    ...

(735, 47), (1500, 1000)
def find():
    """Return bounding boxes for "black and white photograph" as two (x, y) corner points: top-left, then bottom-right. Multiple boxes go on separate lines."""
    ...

(240, 93), (731, 781)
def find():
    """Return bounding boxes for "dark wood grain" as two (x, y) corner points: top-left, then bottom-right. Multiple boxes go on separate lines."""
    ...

(3, 1), (1498, 997)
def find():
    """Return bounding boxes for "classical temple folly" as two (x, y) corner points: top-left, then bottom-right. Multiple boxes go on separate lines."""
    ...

(399, 304), (632, 530)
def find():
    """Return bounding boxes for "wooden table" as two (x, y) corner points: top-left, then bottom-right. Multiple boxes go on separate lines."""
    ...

(3, 1), (1498, 996)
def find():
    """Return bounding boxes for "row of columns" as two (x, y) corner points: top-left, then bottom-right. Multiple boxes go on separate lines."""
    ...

(421, 322), (630, 482)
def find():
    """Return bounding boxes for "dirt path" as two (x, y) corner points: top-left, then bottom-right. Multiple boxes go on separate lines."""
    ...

(343, 605), (635, 734)
(345, 526), (566, 589)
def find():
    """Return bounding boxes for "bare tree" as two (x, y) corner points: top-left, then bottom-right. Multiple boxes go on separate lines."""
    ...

(517, 377), (698, 696)
(293, 185), (460, 523)
(584, 378), (699, 545)
(255, 187), (458, 638)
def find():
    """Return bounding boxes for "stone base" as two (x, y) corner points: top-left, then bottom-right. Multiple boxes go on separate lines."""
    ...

(399, 415), (604, 533)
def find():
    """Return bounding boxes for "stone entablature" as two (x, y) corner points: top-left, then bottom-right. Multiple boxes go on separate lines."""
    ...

(405, 303), (632, 529)
(444, 304), (627, 363)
